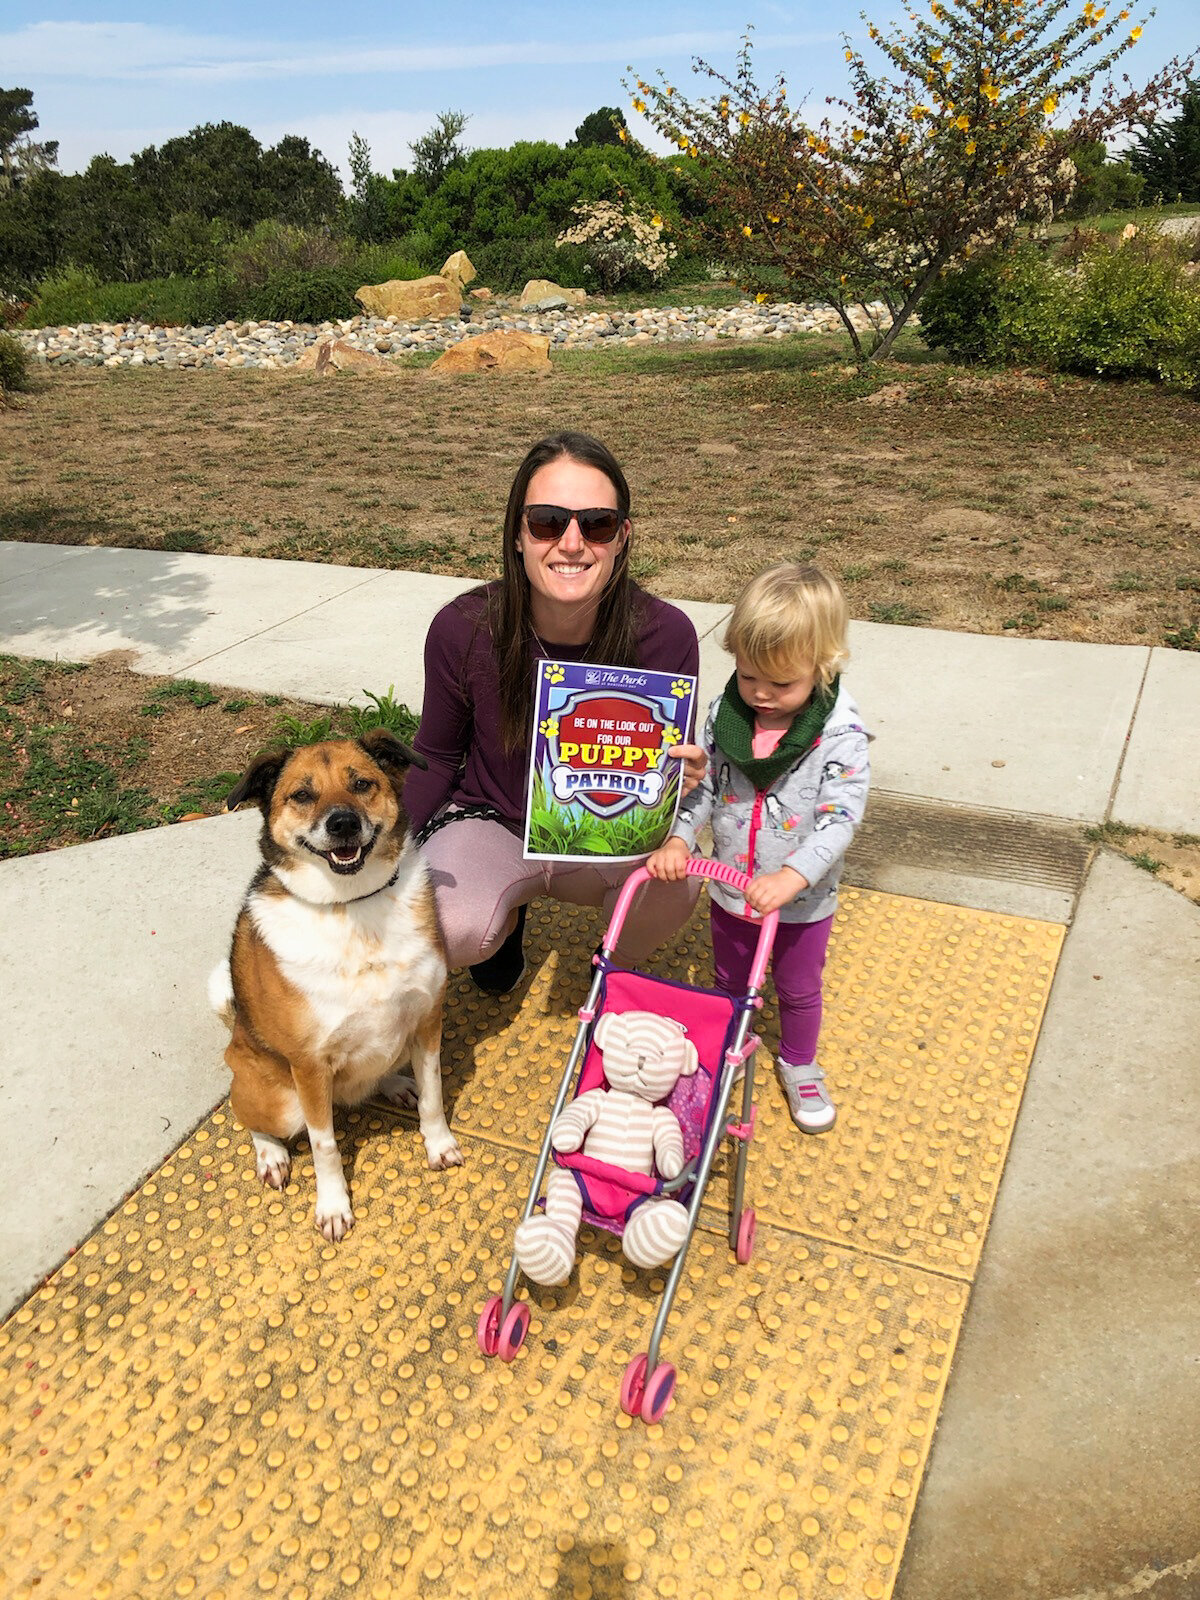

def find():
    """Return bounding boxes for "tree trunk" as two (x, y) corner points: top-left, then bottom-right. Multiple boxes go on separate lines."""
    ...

(867, 249), (954, 364)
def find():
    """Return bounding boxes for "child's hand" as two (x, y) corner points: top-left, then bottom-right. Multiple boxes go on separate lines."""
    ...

(745, 867), (807, 914)
(646, 836), (691, 881)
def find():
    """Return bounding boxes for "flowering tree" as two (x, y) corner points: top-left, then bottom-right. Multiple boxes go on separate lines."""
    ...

(628, 7), (1192, 361)
(556, 200), (676, 291)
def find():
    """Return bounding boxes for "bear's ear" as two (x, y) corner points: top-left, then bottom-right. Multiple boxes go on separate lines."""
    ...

(225, 749), (290, 814)
(678, 1037), (699, 1078)
(593, 1012), (619, 1051)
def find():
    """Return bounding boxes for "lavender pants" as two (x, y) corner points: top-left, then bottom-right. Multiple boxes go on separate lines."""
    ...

(421, 814), (700, 969)
(710, 901), (835, 1067)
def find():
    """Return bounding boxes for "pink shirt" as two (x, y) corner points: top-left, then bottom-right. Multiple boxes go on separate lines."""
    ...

(752, 722), (786, 760)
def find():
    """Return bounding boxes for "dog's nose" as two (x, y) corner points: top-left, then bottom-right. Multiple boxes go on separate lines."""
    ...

(324, 808), (360, 840)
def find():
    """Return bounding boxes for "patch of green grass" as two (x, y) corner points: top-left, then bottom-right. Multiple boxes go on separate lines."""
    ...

(1035, 594), (1070, 612)
(1083, 820), (1137, 844)
(1175, 575), (1200, 592)
(869, 601), (927, 625)
(161, 529), (210, 553)
(995, 573), (1042, 593)
(1129, 852), (1164, 875)
(1002, 612), (1042, 630)
(274, 711), (338, 745)
(142, 678), (220, 710)
(344, 687), (417, 743)
(1112, 573), (1150, 592)
(160, 771), (241, 821)
(1173, 832), (1200, 846)
(1164, 623), (1199, 651)
(1, 720), (157, 857)
(221, 698), (254, 714)
(841, 563), (872, 581)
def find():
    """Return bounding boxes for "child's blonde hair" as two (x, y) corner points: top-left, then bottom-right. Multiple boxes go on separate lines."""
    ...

(723, 563), (849, 688)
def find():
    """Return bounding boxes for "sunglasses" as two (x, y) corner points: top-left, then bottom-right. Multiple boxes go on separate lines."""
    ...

(522, 504), (625, 545)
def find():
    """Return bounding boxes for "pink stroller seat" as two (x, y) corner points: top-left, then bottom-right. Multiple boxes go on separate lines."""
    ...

(552, 966), (744, 1236)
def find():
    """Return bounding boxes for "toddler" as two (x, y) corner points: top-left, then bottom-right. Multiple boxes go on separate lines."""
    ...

(647, 563), (870, 1132)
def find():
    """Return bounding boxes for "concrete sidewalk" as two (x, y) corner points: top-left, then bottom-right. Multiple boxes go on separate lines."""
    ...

(2, 539), (1199, 1599)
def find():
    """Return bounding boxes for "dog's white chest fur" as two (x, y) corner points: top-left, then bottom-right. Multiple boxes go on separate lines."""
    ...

(249, 854), (445, 1081)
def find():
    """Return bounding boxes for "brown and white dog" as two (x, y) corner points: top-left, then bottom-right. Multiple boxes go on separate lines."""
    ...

(209, 729), (462, 1241)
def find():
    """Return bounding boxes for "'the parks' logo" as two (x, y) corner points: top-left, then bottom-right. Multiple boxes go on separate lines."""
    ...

(547, 693), (673, 817)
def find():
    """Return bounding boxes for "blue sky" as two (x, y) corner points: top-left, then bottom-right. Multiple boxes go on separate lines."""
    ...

(4, 2), (1195, 181)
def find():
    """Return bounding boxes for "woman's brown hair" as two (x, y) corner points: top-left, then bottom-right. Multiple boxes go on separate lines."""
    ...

(491, 431), (643, 750)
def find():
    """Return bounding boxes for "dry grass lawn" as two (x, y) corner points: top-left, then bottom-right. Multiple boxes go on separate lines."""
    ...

(2, 338), (1199, 648)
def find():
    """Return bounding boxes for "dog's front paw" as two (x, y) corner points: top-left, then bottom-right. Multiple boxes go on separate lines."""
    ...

(315, 1197), (355, 1242)
(378, 1071), (418, 1110)
(253, 1132), (292, 1191)
(423, 1123), (464, 1170)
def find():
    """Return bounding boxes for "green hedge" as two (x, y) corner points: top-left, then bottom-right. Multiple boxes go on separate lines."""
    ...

(921, 237), (1200, 391)
(0, 330), (28, 391)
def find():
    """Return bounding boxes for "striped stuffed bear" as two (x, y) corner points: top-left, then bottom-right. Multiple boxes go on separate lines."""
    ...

(514, 1010), (699, 1286)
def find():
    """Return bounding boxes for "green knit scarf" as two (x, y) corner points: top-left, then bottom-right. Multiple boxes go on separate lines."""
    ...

(713, 672), (839, 791)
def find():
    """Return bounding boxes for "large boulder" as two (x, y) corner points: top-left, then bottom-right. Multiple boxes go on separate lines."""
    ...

(355, 275), (461, 321)
(293, 338), (392, 373)
(519, 279), (586, 310)
(440, 250), (477, 297)
(429, 330), (552, 377)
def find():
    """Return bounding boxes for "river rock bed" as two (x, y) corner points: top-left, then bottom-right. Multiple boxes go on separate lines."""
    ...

(14, 299), (900, 369)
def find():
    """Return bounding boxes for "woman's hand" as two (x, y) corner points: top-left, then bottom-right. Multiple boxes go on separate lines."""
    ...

(646, 836), (691, 881)
(667, 743), (708, 798)
(744, 867), (807, 915)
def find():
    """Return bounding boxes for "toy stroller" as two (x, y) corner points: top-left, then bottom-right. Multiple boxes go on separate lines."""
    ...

(477, 858), (779, 1425)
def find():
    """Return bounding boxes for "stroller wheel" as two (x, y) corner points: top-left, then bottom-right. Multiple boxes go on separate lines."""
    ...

(476, 1295), (503, 1357)
(619, 1354), (648, 1417)
(735, 1208), (757, 1265)
(641, 1362), (676, 1425)
(497, 1301), (531, 1362)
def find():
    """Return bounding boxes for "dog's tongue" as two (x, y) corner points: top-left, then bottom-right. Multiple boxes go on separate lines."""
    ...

(332, 846), (360, 862)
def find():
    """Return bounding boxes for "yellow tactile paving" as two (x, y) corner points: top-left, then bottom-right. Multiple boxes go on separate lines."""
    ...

(0, 887), (1063, 1600)
(447, 888), (1063, 1278)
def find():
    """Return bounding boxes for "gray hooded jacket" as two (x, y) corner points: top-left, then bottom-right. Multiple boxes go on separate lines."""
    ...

(672, 680), (872, 924)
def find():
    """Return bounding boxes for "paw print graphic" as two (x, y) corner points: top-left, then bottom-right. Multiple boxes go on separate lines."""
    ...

(662, 724), (681, 745)
(670, 678), (691, 699)
(544, 664), (565, 684)
(539, 717), (559, 738)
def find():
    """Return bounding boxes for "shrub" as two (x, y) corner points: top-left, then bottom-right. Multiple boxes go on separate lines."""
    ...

(22, 267), (235, 328)
(556, 201), (676, 293)
(245, 266), (360, 323)
(919, 245), (1063, 365)
(470, 235), (590, 292)
(222, 221), (344, 298)
(0, 331), (29, 392)
(347, 245), (424, 287)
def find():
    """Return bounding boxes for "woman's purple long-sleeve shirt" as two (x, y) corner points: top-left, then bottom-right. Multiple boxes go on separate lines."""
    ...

(404, 584), (700, 835)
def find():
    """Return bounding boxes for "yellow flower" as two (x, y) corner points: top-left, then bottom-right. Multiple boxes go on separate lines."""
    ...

(618, 128), (628, 142)
(539, 717), (559, 738)
(845, 48), (854, 60)
(863, 212), (874, 227)
(899, 131), (910, 145)
(767, 213), (780, 223)
(966, 139), (977, 153)
(739, 111), (751, 126)
(632, 97), (646, 114)
(852, 127), (865, 141)
(755, 291), (768, 303)
(742, 225), (753, 237)
(931, 47), (943, 61)
(719, 98), (730, 119)
(1043, 94), (1058, 115)
(1131, 24), (1142, 38)
(651, 214), (663, 227)
(1094, 5), (1107, 16)
(982, 83), (1000, 102)
(956, 112), (970, 129)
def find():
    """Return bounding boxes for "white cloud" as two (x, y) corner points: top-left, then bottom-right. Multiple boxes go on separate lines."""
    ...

(2, 20), (836, 83)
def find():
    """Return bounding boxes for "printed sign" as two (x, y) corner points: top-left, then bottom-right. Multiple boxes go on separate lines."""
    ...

(524, 661), (698, 861)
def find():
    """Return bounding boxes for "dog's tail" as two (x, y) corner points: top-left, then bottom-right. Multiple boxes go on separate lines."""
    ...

(208, 959), (236, 1030)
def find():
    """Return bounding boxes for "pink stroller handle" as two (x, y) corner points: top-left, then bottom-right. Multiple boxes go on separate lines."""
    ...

(607, 860), (780, 991)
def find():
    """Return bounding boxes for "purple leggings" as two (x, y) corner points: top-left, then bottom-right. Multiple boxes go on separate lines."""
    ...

(710, 902), (834, 1066)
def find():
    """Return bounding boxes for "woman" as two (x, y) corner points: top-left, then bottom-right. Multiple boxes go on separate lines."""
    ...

(405, 431), (703, 992)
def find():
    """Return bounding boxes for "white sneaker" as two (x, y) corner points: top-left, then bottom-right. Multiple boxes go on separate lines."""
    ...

(777, 1059), (836, 1133)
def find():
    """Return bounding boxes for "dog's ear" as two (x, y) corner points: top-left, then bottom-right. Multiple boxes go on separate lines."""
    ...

(356, 728), (428, 773)
(225, 749), (290, 814)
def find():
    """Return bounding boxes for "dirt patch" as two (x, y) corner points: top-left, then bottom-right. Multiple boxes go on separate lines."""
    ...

(0, 652), (414, 858)
(1092, 825), (1200, 906)
(1, 355), (1199, 646)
